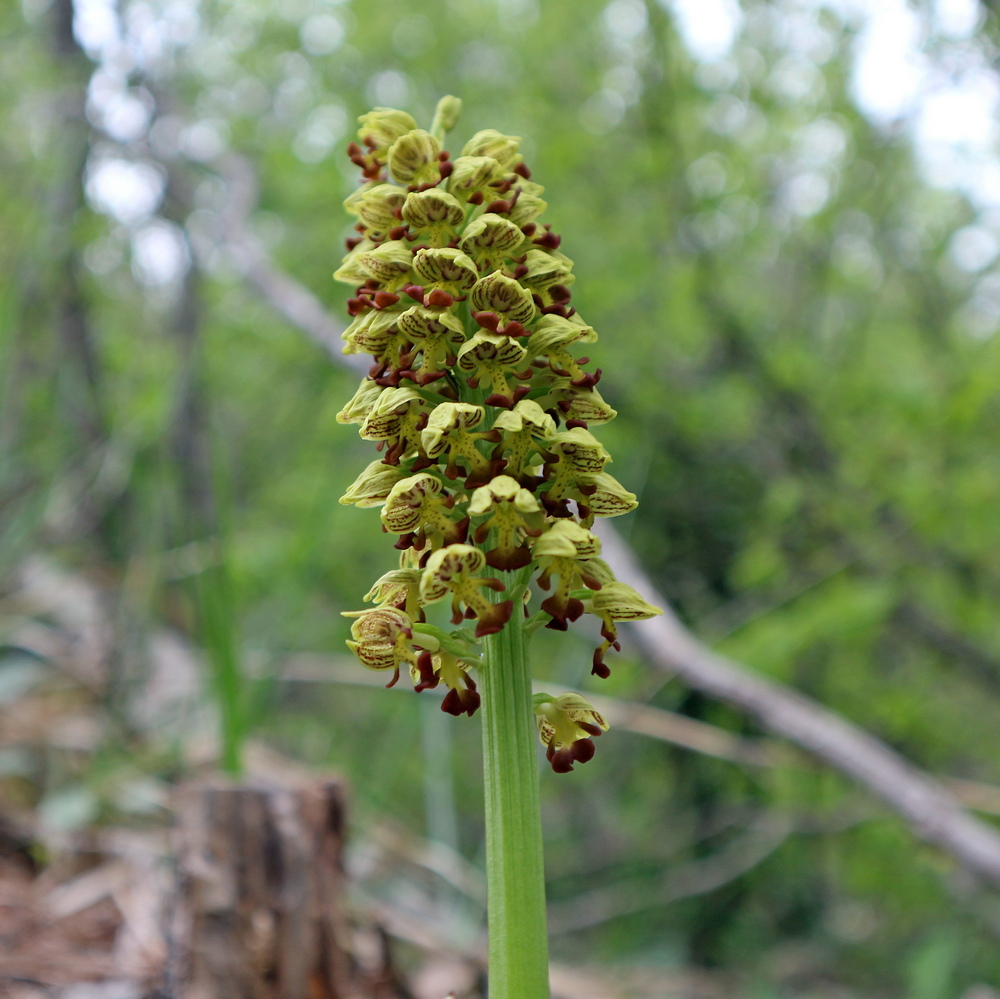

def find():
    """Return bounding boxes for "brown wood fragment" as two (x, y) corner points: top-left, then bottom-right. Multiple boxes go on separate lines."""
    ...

(170, 777), (371, 999)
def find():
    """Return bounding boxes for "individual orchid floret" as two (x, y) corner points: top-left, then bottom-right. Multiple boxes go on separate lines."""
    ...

(336, 379), (383, 425)
(469, 271), (536, 336)
(381, 473), (469, 550)
(341, 307), (404, 358)
(448, 155), (507, 204)
(396, 305), (467, 383)
(533, 692), (609, 773)
(401, 190), (466, 247)
(412, 248), (479, 296)
(461, 129), (522, 171)
(351, 239), (415, 292)
(456, 332), (530, 408)
(411, 649), (481, 717)
(343, 181), (377, 220)
(535, 373), (619, 425)
(339, 459), (410, 508)
(419, 544), (512, 637)
(490, 399), (557, 486)
(357, 108), (418, 156)
(333, 238), (377, 287)
(359, 386), (430, 464)
(575, 471), (638, 524)
(343, 606), (422, 688)
(584, 581), (663, 678)
(520, 248), (576, 306)
(533, 520), (604, 629)
(468, 475), (545, 571)
(526, 314), (599, 386)
(504, 188), (548, 228)
(420, 402), (502, 487)
(348, 109), (418, 179)
(354, 184), (407, 243)
(364, 568), (425, 621)
(541, 427), (612, 516)
(387, 128), (443, 187)
(459, 214), (526, 272)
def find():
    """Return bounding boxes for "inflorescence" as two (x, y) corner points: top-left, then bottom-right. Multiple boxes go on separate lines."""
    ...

(337, 97), (660, 772)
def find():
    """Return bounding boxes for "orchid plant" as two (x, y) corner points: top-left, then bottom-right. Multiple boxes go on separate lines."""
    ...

(335, 96), (660, 998)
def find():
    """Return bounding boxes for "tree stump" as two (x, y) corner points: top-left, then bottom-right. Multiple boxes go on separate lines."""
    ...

(171, 776), (372, 999)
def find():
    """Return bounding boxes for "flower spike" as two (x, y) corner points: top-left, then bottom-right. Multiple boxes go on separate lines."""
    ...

(336, 98), (659, 776)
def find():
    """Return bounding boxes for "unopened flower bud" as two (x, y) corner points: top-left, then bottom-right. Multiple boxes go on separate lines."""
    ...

(358, 107), (418, 154)
(339, 459), (410, 508)
(461, 129), (522, 170)
(430, 95), (463, 142)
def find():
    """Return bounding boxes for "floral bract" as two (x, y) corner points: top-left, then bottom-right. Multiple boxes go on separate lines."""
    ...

(337, 97), (660, 770)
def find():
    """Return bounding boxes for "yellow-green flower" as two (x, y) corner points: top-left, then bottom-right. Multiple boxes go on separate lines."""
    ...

(468, 475), (544, 571)
(396, 305), (467, 383)
(585, 582), (663, 678)
(401, 190), (466, 247)
(387, 128), (443, 186)
(526, 315), (599, 384)
(357, 107), (418, 155)
(470, 271), (536, 334)
(461, 128), (522, 170)
(459, 213), (526, 271)
(419, 544), (512, 637)
(448, 155), (507, 204)
(420, 402), (502, 487)
(456, 332), (530, 408)
(338, 459), (410, 508)
(353, 183), (407, 242)
(491, 399), (557, 485)
(411, 648), (481, 717)
(381, 473), (469, 550)
(533, 520), (604, 629)
(519, 248), (576, 305)
(533, 692), (609, 772)
(412, 247), (479, 295)
(343, 606), (420, 688)
(359, 386), (430, 465)
(364, 568), (424, 621)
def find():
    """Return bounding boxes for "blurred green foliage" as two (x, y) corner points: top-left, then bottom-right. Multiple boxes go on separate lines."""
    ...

(3, 0), (1000, 993)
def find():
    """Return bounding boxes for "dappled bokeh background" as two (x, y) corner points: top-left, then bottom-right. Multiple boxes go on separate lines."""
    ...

(4, 0), (1000, 994)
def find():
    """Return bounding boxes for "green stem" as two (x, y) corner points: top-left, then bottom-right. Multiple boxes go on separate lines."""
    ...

(480, 572), (550, 999)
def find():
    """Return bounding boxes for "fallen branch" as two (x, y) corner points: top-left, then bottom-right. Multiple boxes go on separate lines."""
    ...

(597, 522), (1000, 890)
(547, 814), (793, 934)
(214, 153), (357, 366)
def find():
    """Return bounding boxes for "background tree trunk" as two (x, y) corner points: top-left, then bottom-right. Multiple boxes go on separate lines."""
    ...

(171, 777), (389, 999)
